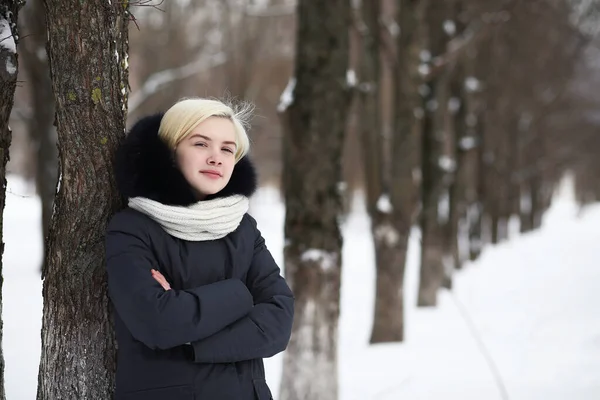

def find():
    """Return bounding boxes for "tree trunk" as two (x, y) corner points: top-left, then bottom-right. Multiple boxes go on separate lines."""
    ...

(445, 0), (469, 271)
(0, 2), (22, 398)
(279, 1), (351, 399)
(418, 1), (453, 307)
(356, 0), (404, 345)
(36, 1), (128, 399)
(370, 213), (408, 343)
(387, 0), (427, 315)
(447, 63), (467, 270)
(469, 116), (485, 261)
(20, 0), (57, 267)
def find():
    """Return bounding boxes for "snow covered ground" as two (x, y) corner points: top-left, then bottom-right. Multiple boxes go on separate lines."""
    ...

(3, 174), (600, 399)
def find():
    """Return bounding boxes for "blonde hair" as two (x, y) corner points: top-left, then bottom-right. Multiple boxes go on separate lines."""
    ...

(158, 97), (252, 161)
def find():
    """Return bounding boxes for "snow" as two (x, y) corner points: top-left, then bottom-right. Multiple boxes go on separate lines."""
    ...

(376, 194), (392, 214)
(346, 69), (357, 88)
(437, 190), (450, 224)
(373, 223), (399, 247)
(0, 18), (16, 54)
(385, 20), (400, 38)
(465, 76), (482, 92)
(5, 58), (15, 75)
(300, 249), (337, 271)
(438, 155), (456, 172)
(4, 175), (600, 399)
(460, 136), (478, 150)
(444, 20), (457, 36)
(3, 177), (42, 400)
(448, 97), (461, 113)
(1, 16), (17, 75)
(277, 77), (296, 113)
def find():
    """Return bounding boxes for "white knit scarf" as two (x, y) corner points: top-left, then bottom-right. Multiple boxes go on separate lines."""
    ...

(128, 195), (249, 241)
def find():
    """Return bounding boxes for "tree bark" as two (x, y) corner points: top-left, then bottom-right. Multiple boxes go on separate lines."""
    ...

(36, 1), (128, 399)
(356, 0), (404, 344)
(444, 0), (472, 271)
(447, 62), (467, 270)
(278, 1), (351, 399)
(418, 1), (453, 307)
(0, 2), (22, 398)
(387, 0), (427, 316)
(466, 38), (490, 262)
(20, 0), (57, 267)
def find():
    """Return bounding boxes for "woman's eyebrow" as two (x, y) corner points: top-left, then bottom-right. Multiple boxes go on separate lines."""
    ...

(189, 134), (236, 147)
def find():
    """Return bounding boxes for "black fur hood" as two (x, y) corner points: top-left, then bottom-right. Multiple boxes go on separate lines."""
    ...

(114, 113), (257, 206)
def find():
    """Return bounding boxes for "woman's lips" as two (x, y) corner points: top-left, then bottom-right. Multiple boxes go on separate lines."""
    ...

(200, 171), (221, 179)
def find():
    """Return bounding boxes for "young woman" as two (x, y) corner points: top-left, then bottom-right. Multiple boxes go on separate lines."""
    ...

(105, 98), (294, 400)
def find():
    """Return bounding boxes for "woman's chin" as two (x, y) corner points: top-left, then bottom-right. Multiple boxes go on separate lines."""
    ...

(193, 184), (226, 199)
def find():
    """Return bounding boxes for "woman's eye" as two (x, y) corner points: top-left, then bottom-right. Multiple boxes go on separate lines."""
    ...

(194, 142), (207, 147)
(222, 148), (234, 154)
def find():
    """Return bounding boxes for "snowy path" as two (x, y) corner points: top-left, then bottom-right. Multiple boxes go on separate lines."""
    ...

(3, 176), (599, 399)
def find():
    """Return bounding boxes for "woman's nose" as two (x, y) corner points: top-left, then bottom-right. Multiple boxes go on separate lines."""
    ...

(208, 155), (222, 165)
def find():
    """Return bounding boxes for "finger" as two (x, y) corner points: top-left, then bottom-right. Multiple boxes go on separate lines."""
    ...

(150, 270), (171, 290)
(152, 274), (169, 290)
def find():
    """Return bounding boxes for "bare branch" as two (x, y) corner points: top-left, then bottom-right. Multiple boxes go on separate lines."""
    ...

(421, 20), (487, 82)
(243, 3), (295, 17)
(125, 0), (166, 30)
(125, 0), (165, 9)
(128, 52), (227, 113)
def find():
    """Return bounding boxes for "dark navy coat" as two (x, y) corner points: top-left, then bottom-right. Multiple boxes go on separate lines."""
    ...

(105, 114), (294, 400)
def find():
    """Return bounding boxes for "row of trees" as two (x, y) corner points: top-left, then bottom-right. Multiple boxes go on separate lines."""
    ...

(281, 0), (600, 398)
(355, 0), (600, 344)
(1, 0), (600, 400)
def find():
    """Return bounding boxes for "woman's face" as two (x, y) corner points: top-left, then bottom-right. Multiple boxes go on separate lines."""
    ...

(175, 117), (237, 200)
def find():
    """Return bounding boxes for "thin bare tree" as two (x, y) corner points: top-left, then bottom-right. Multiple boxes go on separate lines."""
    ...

(0, 2), (22, 398)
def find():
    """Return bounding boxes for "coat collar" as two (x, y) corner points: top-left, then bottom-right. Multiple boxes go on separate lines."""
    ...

(114, 113), (257, 206)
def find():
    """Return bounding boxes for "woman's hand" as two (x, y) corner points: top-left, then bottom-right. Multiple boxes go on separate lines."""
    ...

(151, 269), (171, 291)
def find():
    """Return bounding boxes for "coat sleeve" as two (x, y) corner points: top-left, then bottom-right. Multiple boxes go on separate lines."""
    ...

(105, 211), (254, 350)
(190, 215), (294, 363)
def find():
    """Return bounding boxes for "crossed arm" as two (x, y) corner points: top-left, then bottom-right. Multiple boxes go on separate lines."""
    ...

(105, 212), (294, 362)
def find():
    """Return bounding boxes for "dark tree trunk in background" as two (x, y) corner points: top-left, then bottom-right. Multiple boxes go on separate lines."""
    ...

(388, 0), (428, 315)
(20, 0), (57, 264)
(518, 126), (536, 233)
(357, 0), (403, 344)
(36, 1), (129, 399)
(447, 62), (467, 270)
(445, 0), (470, 271)
(418, 1), (453, 306)
(0, 2), (22, 398)
(279, 1), (351, 399)
(466, 39), (490, 262)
